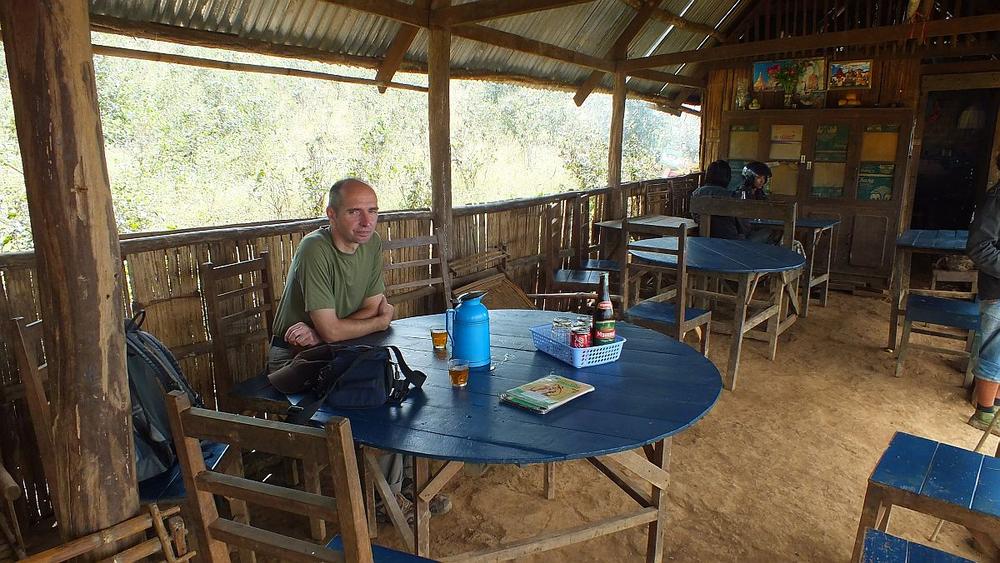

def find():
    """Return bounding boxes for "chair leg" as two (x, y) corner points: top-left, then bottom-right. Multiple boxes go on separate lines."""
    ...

(700, 321), (710, 357)
(851, 485), (884, 563)
(894, 319), (912, 378)
(965, 329), (978, 389)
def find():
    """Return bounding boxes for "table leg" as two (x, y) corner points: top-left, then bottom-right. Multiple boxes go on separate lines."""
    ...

(726, 275), (752, 391)
(766, 274), (783, 361)
(645, 438), (672, 563)
(414, 457), (431, 558)
(802, 230), (818, 318)
(362, 447), (378, 539)
(544, 462), (556, 500)
(887, 249), (910, 351)
(821, 227), (833, 307)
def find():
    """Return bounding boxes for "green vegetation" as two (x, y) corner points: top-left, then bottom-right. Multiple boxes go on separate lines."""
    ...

(0, 34), (700, 252)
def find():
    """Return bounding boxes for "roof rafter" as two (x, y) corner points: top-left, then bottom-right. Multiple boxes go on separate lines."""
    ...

(617, 0), (724, 40)
(435, 0), (595, 26)
(374, 0), (429, 93)
(452, 24), (616, 73)
(623, 13), (1000, 71)
(574, 0), (658, 106)
(317, 0), (429, 27)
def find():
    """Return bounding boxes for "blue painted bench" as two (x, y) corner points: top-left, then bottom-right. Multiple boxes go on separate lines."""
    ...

(851, 432), (1000, 562)
(894, 295), (979, 386)
(860, 528), (973, 562)
(138, 441), (229, 504)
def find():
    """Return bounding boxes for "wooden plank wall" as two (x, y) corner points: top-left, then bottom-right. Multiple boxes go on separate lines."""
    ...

(700, 58), (921, 168)
(0, 176), (699, 530)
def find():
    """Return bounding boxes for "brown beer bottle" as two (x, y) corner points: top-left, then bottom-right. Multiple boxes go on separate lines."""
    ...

(592, 272), (616, 345)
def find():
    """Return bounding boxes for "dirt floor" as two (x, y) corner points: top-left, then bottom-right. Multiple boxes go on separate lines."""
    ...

(252, 291), (994, 562)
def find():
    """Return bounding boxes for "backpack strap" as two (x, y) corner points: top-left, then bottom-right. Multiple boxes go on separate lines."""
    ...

(386, 345), (426, 389)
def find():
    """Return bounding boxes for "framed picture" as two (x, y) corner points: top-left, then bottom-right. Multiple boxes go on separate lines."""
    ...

(796, 58), (826, 93)
(752, 59), (792, 92)
(829, 60), (872, 90)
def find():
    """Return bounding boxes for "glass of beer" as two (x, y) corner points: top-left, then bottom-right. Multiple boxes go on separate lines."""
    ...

(448, 359), (470, 388)
(430, 327), (448, 349)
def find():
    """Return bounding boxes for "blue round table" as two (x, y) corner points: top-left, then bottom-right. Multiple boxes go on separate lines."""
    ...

(240, 309), (722, 559)
(629, 236), (805, 392)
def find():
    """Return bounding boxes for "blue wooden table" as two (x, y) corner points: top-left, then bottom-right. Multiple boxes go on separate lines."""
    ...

(751, 217), (841, 317)
(240, 310), (722, 560)
(628, 237), (804, 392)
(887, 229), (970, 351)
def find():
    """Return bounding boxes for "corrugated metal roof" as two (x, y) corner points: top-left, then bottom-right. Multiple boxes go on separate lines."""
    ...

(90, 0), (745, 105)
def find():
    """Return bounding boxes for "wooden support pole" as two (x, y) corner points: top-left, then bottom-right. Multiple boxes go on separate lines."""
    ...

(607, 72), (627, 218)
(429, 1), (454, 232)
(0, 0), (138, 546)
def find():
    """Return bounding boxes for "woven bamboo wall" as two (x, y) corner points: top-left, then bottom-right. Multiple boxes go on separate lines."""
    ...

(0, 176), (698, 531)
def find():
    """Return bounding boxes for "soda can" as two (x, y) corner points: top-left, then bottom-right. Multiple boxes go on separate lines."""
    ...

(570, 327), (591, 348)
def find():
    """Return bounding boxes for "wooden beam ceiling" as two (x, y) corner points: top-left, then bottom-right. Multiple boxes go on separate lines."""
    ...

(435, 0), (594, 26)
(451, 24), (616, 73)
(617, 0), (724, 40)
(318, 0), (429, 27)
(623, 13), (1000, 71)
(574, 1), (657, 106)
(375, 0), (429, 92)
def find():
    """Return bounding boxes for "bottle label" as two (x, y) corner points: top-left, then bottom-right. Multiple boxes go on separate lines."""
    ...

(593, 319), (616, 344)
(597, 300), (613, 310)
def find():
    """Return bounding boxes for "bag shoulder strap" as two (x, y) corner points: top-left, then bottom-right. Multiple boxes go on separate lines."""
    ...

(386, 345), (426, 389)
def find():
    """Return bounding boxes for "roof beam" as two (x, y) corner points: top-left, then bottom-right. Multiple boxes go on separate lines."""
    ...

(375, 0), (429, 92)
(92, 45), (429, 93)
(618, 0), (724, 40)
(435, 0), (594, 26)
(574, 1), (658, 106)
(628, 69), (704, 89)
(452, 24), (615, 72)
(317, 0), (429, 27)
(623, 13), (1000, 71)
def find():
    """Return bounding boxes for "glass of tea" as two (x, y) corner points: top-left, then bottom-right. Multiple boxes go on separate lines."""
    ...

(430, 327), (448, 349)
(448, 359), (470, 388)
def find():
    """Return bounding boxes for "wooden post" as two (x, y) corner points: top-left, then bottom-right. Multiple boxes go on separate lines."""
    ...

(428, 0), (453, 234)
(608, 71), (627, 218)
(0, 0), (138, 545)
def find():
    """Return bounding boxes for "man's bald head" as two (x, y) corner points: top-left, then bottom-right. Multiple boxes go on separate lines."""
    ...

(328, 178), (374, 212)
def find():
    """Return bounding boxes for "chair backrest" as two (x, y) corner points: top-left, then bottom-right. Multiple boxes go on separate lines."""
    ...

(7, 318), (60, 510)
(572, 195), (593, 268)
(19, 504), (191, 562)
(200, 252), (276, 410)
(621, 219), (690, 324)
(544, 202), (577, 280)
(164, 390), (373, 563)
(383, 227), (453, 311)
(689, 197), (797, 248)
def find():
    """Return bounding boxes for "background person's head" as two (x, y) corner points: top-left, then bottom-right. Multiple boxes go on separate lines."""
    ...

(704, 160), (732, 187)
(742, 161), (772, 190)
(326, 178), (379, 252)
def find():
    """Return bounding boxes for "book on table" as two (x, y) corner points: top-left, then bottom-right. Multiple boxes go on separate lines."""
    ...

(499, 375), (594, 414)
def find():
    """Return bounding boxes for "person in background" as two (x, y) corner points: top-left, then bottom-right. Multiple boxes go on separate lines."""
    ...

(691, 159), (748, 240)
(739, 161), (772, 201)
(966, 155), (1000, 433)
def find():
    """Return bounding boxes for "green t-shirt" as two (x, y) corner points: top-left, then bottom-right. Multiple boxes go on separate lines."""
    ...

(273, 227), (385, 338)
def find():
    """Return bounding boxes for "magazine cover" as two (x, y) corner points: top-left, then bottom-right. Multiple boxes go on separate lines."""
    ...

(500, 375), (595, 414)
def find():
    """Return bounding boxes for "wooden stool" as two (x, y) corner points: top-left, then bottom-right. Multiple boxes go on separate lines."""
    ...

(859, 528), (972, 562)
(850, 432), (1000, 562)
(895, 295), (979, 386)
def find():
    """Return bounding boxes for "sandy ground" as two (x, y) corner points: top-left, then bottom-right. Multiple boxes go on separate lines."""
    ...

(251, 291), (996, 562)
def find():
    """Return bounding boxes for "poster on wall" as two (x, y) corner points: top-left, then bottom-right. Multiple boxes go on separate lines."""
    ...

(796, 58), (826, 94)
(815, 124), (849, 162)
(829, 60), (873, 89)
(752, 58), (826, 93)
(857, 163), (895, 200)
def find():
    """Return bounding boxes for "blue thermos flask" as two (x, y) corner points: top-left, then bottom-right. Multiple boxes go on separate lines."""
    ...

(446, 291), (491, 368)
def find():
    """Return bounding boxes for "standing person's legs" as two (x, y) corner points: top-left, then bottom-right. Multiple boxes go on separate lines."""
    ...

(969, 300), (1000, 431)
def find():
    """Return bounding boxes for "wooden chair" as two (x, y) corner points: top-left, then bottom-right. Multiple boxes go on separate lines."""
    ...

(164, 390), (431, 563)
(690, 197), (797, 248)
(894, 294), (979, 386)
(0, 456), (25, 560)
(857, 528), (972, 562)
(19, 503), (192, 562)
(574, 195), (620, 274)
(621, 219), (711, 356)
(850, 432), (1000, 562)
(383, 227), (453, 310)
(544, 202), (601, 293)
(8, 316), (240, 514)
(200, 251), (277, 412)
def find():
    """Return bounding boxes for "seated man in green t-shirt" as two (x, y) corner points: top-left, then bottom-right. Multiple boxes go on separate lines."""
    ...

(268, 177), (451, 520)
(269, 178), (393, 369)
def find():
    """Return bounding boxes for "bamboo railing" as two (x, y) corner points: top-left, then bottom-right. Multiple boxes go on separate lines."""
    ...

(0, 175), (700, 534)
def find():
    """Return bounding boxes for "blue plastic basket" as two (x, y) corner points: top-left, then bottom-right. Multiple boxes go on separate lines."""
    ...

(528, 324), (626, 368)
